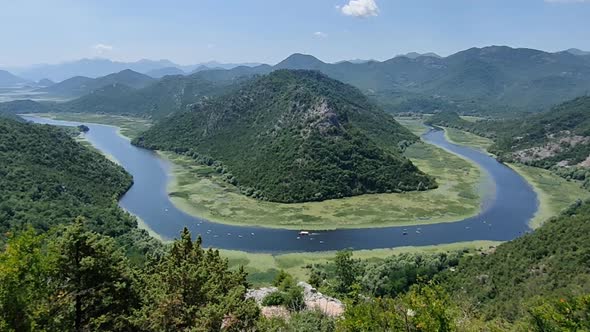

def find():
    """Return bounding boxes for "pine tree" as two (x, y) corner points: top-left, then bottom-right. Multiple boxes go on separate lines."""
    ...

(49, 217), (138, 331)
(134, 227), (259, 331)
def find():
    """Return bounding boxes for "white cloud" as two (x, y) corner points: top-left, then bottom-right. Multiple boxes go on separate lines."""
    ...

(92, 43), (113, 54)
(313, 31), (328, 38)
(341, 0), (379, 17)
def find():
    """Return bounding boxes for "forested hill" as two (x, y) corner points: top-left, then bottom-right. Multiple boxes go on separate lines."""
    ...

(0, 117), (157, 253)
(134, 70), (436, 203)
(0, 71), (242, 119)
(36, 69), (155, 97)
(427, 96), (590, 168)
(440, 200), (590, 322)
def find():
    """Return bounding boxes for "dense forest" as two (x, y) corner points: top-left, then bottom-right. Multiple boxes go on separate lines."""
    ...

(307, 200), (590, 330)
(0, 117), (159, 258)
(133, 70), (436, 203)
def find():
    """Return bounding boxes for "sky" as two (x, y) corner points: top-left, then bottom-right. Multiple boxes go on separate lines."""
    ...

(1, 0), (589, 67)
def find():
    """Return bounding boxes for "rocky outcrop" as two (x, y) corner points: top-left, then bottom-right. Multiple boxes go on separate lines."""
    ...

(245, 282), (345, 317)
(297, 281), (344, 317)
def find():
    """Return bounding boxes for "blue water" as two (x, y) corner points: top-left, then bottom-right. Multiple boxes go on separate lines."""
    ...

(22, 115), (538, 253)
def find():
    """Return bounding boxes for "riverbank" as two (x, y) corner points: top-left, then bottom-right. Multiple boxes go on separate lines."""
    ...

(222, 240), (502, 286)
(29, 113), (152, 139)
(442, 125), (590, 228)
(162, 137), (483, 230)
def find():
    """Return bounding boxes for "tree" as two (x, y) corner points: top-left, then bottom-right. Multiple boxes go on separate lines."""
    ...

(134, 227), (259, 331)
(334, 250), (360, 294)
(49, 217), (138, 332)
(0, 228), (54, 332)
(338, 282), (458, 332)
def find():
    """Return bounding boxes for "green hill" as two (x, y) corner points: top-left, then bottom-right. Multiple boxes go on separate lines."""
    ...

(440, 200), (590, 322)
(36, 69), (155, 97)
(206, 46), (590, 114)
(428, 96), (590, 169)
(0, 117), (153, 248)
(134, 70), (436, 203)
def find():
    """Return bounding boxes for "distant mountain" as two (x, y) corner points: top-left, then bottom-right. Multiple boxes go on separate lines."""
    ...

(267, 47), (590, 113)
(274, 53), (327, 70)
(145, 67), (185, 78)
(191, 61), (264, 70)
(0, 70), (28, 87)
(133, 70), (436, 203)
(58, 71), (239, 118)
(397, 52), (442, 59)
(10, 58), (267, 82)
(37, 78), (55, 87)
(335, 59), (376, 64)
(37, 69), (155, 97)
(565, 48), (590, 56)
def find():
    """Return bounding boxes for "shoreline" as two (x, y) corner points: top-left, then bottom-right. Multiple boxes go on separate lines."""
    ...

(160, 138), (485, 230)
(440, 126), (590, 229)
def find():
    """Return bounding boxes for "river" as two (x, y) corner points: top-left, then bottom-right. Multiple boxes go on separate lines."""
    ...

(22, 115), (538, 253)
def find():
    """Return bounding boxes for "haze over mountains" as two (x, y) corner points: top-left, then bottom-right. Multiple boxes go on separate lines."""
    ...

(4, 58), (265, 82)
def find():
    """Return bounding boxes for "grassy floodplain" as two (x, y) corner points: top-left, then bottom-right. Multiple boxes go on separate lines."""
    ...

(441, 125), (590, 228)
(221, 240), (501, 286)
(163, 138), (483, 230)
(30, 112), (152, 139)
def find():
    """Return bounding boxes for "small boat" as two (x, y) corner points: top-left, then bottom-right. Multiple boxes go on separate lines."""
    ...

(238, 235), (243, 238)
(251, 232), (255, 236)
(299, 231), (310, 236)
(402, 232), (408, 236)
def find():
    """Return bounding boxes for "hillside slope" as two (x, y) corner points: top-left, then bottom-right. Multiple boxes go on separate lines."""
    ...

(427, 96), (590, 169)
(36, 69), (155, 97)
(0, 117), (139, 239)
(134, 70), (436, 203)
(199, 46), (590, 114)
(440, 200), (590, 322)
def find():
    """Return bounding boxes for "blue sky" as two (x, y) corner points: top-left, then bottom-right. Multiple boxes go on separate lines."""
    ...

(1, 0), (589, 66)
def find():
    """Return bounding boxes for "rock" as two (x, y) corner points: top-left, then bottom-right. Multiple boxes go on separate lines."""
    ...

(261, 306), (290, 319)
(246, 286), (278, 305)
(247, 282), (345, 318)
(297, 281), (345, 317)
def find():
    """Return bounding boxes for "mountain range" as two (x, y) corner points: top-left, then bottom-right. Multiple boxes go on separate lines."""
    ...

(4, 58), (265, 82)
(36, 69), (155, 97)
(3, 45), (590, 116)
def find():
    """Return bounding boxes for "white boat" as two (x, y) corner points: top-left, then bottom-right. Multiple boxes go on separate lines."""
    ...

(299, 231), (310, 236)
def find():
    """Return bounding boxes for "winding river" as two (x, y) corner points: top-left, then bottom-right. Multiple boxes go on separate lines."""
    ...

(23, 115), (538, 253)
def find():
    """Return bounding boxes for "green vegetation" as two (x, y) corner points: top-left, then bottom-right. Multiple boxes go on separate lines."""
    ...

(37, 69), (155, 97)
(440, 200), (590, 323)
(427, 96), (590, 168)
(433, 120), (590, 228)
(161, 138), (481, 229)
(31, 112), (152, 139)
(509, 163), (590, 228)
(443, 127), (493, 152)
(0, 224), (259, 331)
(135, 70), (436, 203)
(221, 241), (501, 287)
(0, 117), (160, 257)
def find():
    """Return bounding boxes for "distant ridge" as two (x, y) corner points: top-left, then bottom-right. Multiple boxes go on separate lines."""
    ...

(37, 69), (155, 97)
(0, 70), (29, 87)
